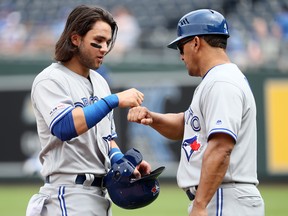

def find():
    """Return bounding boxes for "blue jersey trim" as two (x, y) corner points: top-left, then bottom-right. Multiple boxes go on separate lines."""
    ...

(49, 106), (74, 131)
(111, 132), (117, 139)
(202, 63), (228, 80)
(208, 128), (237, 141)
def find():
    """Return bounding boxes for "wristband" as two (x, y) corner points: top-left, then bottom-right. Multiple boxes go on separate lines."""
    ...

(109, 148), (124, 165)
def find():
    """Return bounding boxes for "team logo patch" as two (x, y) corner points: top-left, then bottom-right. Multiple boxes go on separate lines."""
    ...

(182, 136), (201, 161)
(151, 183), (160, 196)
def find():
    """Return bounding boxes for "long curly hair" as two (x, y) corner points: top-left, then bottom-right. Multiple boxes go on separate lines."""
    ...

(54, 5), (118, 62)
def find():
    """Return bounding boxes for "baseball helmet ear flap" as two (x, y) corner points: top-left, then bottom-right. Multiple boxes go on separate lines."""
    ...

(104, 148), (165, 209)
(168, 9), (229, 49)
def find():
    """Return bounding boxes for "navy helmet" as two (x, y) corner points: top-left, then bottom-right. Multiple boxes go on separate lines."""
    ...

(168, 9), (229, 49)
(104, 148), (165, 209)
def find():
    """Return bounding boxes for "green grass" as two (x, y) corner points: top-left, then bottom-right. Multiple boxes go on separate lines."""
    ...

(0, 183), (287, 216)
(258, 184), (288, 216)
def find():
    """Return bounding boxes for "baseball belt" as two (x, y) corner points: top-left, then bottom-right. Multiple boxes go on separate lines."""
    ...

(186, 185), (198, 201)
(186, 189), (195, 201)
(185, 182), (256, 201)
(75, 174), (105, 187)
(45, 174), (105, 187)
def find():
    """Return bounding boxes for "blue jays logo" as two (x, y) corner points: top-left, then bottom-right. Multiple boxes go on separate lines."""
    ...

(182, 136), (201, 161)
(224, 23), (228, 34)
(151, 182), (160, 196)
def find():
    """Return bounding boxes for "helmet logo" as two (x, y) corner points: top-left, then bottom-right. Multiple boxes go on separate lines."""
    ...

(151, 183), (160, 196)
(180, 18), (189, 26)
(224, 23), (228, 34)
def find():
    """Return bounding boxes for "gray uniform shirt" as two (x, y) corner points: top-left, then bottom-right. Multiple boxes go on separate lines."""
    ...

(177, 63), (259, 189)
(31, 63), (115, 177)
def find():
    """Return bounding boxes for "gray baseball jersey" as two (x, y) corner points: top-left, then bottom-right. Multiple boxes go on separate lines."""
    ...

(31, 62), (115, 177)
(177, 63), (258, 189)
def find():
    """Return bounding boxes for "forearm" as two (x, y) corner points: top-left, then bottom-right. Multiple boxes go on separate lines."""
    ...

(194, 150), (230, 209)
(51, 95), (118, 141)
(109, 140), (124, 165)
(110, 139), (119, 149)
(193, 135), (234, 210)
(73, 94), (118, 135)
(150, 112), (184, 140)
(72, 107), (88, 135)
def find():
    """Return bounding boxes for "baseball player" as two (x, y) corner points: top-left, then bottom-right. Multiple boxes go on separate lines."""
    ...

(128, 9), (265, 216)
(26, 5), (151, 216)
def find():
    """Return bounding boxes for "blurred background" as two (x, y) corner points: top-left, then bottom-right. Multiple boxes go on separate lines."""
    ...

(0, 0), (288, 70)
(0, 0), (287, 188)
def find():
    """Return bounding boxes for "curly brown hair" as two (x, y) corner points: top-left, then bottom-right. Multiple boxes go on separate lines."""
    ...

(54, 5), (118, 62)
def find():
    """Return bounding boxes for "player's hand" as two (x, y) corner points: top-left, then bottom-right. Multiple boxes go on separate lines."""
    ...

(127, 106), (153, 125)
(133, 160), (151, 179)
(116, 88), (144, 108)
(189, 203), (208, 216)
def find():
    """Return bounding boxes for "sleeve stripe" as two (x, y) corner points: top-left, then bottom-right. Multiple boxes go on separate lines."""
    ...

(111, 132), (117, 139)
(49, 106), (74, 130)
(208, 128), (237, 141)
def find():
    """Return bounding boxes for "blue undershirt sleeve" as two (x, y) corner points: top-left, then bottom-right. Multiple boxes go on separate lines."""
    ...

(52, 111), (77, 141)
(51, 94), (119, 141)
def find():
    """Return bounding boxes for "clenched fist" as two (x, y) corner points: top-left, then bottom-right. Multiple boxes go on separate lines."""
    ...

(127, 106), (153, 125)
(116, 88), (144, 108)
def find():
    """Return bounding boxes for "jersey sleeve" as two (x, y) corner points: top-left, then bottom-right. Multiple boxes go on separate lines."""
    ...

(201, 81), (244, 142)
(32, 79), (74, 131)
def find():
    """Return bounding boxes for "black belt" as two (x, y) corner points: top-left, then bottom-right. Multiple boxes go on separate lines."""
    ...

(186, 190), (195, 201)
(45, 174), (105, 187)
(75, 174), (104, 187)
(185, 182), (255, 201)
(186, 185), (198, 201)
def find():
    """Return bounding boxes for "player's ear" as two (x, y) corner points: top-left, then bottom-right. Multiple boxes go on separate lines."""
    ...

(71, 33), (81, 47)
(192, 36), (200, 52)
(194, 36), (199, 48)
